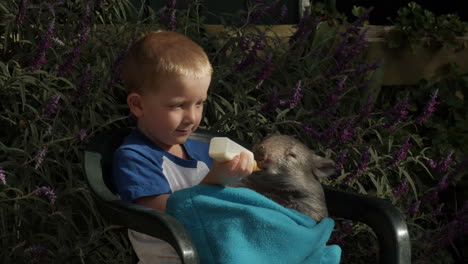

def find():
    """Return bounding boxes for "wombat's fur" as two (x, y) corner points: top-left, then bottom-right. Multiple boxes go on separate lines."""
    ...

(230, 135), (335, 222)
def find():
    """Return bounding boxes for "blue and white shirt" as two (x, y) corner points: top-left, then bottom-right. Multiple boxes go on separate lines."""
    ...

(112, 129), (213, 264)
(113, 129), (213, 201)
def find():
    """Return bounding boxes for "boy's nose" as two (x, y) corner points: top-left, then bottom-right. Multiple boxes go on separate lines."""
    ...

(184, 108), (197, 123)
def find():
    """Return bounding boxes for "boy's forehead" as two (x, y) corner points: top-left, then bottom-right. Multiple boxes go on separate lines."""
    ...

(145, 74), (210, 96)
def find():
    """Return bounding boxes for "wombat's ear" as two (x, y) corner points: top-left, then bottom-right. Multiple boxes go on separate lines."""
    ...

(312, 154), (335, 178)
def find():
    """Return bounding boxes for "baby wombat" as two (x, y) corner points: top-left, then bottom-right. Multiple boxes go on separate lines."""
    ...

(230, 135), (335, 222)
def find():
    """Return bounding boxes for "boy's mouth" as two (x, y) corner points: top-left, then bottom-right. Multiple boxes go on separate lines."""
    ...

(175, 128), (192, 134)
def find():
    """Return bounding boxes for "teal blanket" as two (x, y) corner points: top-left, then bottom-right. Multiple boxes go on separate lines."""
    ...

(166, 185), (341, 264)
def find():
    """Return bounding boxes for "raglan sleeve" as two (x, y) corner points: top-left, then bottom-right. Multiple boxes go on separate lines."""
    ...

(112, 147), (171, 202)
(185, 139), (213, 168)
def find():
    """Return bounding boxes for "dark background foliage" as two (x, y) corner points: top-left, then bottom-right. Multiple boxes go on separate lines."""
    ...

(1, 0), (467, 263)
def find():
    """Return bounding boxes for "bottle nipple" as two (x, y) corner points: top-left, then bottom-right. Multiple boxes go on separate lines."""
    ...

(252, 160), (261, 172)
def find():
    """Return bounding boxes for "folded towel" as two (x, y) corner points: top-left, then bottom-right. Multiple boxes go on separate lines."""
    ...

(166, 185), (341, 264)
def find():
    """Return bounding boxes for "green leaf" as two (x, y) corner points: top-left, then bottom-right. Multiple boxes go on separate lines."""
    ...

(400, 168), (418, 198)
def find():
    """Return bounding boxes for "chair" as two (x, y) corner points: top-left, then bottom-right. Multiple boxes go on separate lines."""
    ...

(84, 127), (411, 264)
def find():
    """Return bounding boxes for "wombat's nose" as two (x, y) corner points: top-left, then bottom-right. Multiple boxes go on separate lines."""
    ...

(253, 145), (266, 161)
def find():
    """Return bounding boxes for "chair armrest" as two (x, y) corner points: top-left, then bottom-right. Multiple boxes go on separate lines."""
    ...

(324, 186), (411, 264)
(94, 197), (199, 264)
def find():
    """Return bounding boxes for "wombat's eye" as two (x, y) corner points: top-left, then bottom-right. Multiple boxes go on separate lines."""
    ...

(286, 150), (297, 158)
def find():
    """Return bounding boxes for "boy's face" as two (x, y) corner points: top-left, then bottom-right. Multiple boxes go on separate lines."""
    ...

(128, 75), (211, 151)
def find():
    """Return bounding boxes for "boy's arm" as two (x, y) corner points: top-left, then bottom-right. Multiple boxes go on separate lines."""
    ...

(134, 194), (170, 212)
(113, 148), (173, 211)
(200, 152), (253, 185)
(133, 152), (253, 212)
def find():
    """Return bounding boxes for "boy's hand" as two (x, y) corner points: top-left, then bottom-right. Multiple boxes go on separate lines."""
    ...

(200, 152), (253, 185)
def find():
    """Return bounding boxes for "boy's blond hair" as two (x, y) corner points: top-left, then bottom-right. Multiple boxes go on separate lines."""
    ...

(122, 31), (212, 93)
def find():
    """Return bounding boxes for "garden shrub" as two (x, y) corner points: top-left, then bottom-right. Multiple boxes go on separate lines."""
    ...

(1, 0), (466, 263)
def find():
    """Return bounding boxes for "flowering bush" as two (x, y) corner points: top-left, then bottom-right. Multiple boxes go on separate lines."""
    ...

(1, 0), (466, 263)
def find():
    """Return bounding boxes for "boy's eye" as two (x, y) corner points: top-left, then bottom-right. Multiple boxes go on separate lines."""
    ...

(170, 104), (183, 108)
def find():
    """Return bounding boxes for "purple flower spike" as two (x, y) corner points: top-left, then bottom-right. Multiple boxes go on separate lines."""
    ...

(167, 0), (176, 9)
(0, 168), (6, 184)
(30, 18), (55, 71)
(383, 93), (410, 130)
(416, 89), (439, 124)
(15, 0), (28, 25)
(424, 190), (439, 203)
(328, 8), (372, 77)
(279, 4), (288, 22)
(437, 174), (449, 191)
(436, 157), (468, 192)
(405, 200), (421, 215)
(234, 33), (266, 72)
(252, 33), (266, 51)
(76, 129), (88, 141)
(318, 76), (347, 115)
(25, 245), (48, 260)
(304, 119), (344, 145)
(73, 1), (92, 35)
(289, 11), (321, 43)
(428, 203), (445, 217)
(351, 59), (382, 77)
(428, 150), (454, 173)
(328, 220), (354, 245)
(345, 146), (371, 182)
(334, 150), (349, 172)
(43, 94), (61, 118)
(158, 0), (178, 31)
(438, 151), (454, 173)
(261, 88), (280, 113)
(303, 123), (322, 140)
(168, 9), (177, 31)
(392, 178), (409, 198)
(356, 147), (372, 171)
(428, 159), (438, 169)
(355, 95), (376, 124)
(322, 119), (342, 142)
(280, 80), (303, 108)
(75, 64), (93, 103)
(34, 147), (48, 170)
(58, 6), (91, 78)
(238, 34), (251, 52)
(339, 118), (356, 142)
(234, 53), (257, 72)
(33, 186), (57, 204)
(429, 201), (468, 252)
(45, 3), (55, 15)
(255, 54), (273, 87)
(58, 29), (90, 77)
(386, 136), (412, 168)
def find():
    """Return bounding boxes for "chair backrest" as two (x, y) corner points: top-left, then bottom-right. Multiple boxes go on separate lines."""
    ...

(84, 127), (132, 201)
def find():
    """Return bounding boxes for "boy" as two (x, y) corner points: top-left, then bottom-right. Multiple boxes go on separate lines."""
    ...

(112, 31), (254, 263)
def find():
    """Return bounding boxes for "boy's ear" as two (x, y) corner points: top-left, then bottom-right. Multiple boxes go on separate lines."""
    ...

(127, 93), (144, 117)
